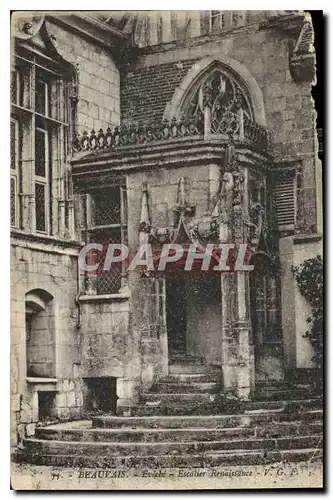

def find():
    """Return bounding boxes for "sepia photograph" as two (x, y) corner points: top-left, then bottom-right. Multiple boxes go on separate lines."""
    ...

(9, 9), (323, 490)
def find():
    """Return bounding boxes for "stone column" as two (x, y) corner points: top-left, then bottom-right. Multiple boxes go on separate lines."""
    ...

(58, 199), (66, 238)
(84, 194), (97, 295)
(220, 264), (254, 400)
(221, 272), (238, 398)
(219, 152), (255, 401)
(116, 378), (135, 416)
(234, 270), (255, 399)
(67, 199), (75, 240)
(203, 86), (213, 141)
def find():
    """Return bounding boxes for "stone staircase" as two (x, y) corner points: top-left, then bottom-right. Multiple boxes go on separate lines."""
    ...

(16, 363), (323, 468)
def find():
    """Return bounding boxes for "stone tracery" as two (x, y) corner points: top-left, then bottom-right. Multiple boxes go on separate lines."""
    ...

(182, 67), (253, 136)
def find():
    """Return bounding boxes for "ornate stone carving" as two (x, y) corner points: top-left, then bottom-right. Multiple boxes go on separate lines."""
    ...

(150, 227), (173, 244)
(183, 68), (253, 136)
(247, 202), (264, 249)
(23, 22), (34, 36)
(173, 177), (195, 227)
(188, 215), (219, 245)
(139, 183), (151, 234)
(12, 13), (45, 40)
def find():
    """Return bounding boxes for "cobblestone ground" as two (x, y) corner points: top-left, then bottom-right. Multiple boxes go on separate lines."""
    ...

(11, 461), (323, 490)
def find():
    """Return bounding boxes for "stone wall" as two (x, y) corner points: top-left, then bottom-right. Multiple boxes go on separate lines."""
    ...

(45, 19), (120, 134)
(79, 298), (131, 379)
(10, 238), (81, 445)
(11, 18), (124, 446)
(127, 164), (214, 237)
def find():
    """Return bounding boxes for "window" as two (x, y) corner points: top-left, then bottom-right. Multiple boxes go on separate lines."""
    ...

(182, 67), (253, 136)
(10, 119), (19, 227)
(10, 48), (74, 234)
(87, 182), (127, 294)
(211, 11), (225, 32)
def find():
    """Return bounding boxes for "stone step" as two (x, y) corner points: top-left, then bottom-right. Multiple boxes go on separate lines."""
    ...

(241, 398), (322, 413)
(160, 373), (220, 383)
(256, 421), (322, 438)
(35, 426), (256, 443)
(253, 388), (319, 401)
(16, 447), (323, 468)
(126, 402), (221, 416)
(141, 394), (321, 410)
(23, 434), (322, 457)
(93, 409), (323, 429)
(35, 421), (322, 443)
(126, 398), (322, 417)
(255, 381), (313, 390)
(150, 382), (218, 394)
(17, 448), (322, 474)
(169, 364), (207, 375)
(169, 355), (204, 364)
(141, 392), (216, 405)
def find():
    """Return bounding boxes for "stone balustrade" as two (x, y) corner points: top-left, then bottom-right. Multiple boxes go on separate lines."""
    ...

(72, 115), (269, 155)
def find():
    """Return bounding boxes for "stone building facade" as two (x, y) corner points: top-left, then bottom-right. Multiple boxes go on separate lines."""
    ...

(11, 11), (322, 447)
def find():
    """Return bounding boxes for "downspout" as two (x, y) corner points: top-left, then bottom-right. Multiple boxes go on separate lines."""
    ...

(75, 195), (88, 330)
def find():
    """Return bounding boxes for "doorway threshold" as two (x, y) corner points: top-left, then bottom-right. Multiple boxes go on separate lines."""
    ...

(169, 354), (204, 365)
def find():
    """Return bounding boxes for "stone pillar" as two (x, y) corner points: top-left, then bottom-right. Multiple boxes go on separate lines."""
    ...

(27, 194), (36, 233)
(219, 149), (255, 400)
(203, 85), (213, 141)
(235, 271), (255, 399)
(67, 199), (75, 240)
(116, 378), (135, 416)
(58, 199), (66, 238)
(238, 107), (244, 141)
(84, 256), (98, 295)
(220, 266), (254, 401)
(221, 272), (238, 397)
(84, 194), (97, 295)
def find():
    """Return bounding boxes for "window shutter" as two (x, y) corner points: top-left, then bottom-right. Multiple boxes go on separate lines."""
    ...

(274, 178), (295, 227)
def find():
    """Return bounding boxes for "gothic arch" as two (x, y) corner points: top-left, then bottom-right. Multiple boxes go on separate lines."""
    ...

(163, 55), (266, 126)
